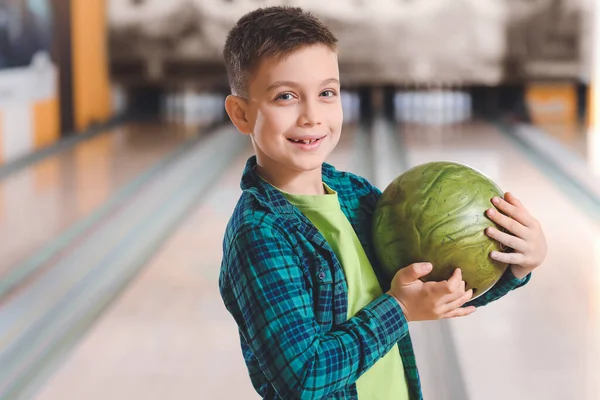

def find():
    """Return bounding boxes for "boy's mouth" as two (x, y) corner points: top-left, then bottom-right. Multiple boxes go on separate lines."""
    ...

(287, 136), (325, 144)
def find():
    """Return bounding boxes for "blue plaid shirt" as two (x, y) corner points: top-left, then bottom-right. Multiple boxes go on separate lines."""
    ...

(219, 156), (531, 399)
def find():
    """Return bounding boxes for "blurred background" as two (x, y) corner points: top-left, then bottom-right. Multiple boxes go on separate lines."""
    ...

(0, 0), (599, 399)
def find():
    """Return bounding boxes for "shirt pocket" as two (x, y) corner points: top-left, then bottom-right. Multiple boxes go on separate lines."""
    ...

(312, 262), (335, 327)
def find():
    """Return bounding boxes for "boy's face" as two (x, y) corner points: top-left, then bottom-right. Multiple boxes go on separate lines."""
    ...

(228, 44), (343, 175)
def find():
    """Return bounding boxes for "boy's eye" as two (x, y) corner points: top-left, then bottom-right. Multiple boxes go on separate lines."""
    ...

(320, 90), (337, 97)
(276, 93), (294, 101)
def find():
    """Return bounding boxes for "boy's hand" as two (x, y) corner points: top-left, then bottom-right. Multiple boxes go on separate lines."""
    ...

(387, 263), (477, 322)
(485, 192), (547, 279)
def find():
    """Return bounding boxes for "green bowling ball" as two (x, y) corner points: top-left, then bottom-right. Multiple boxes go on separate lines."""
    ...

(372, 161), (509, 300)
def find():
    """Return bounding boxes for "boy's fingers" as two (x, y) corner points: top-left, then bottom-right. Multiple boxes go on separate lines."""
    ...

(490, 250), (526, 265)
(448, 268), (462, 288)
(485, 227), (527, 252)
(486, 207), (528, 238)
(442, 305), (477, 319)
(438, 268), (463, 294)
(396, 262), (432, 285)
(429, 270), (466, 297)
(505, 192), (523, 208)
(440, 283), (470, 304)
(490, 195), (534, 228)
(440, 289), (473, 314)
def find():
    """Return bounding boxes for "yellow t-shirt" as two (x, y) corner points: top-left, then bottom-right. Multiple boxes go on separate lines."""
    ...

(280, 183), (410, 400)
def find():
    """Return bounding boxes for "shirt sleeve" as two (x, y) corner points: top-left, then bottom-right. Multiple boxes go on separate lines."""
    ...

(222, 223), (409, 400)
(464, 266), (531, 308)
(368, 180), (383, 202)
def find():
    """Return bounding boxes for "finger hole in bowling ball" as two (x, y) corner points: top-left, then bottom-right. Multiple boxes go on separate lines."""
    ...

(500, 243), (515, 253)
(465, 283), (478, 296)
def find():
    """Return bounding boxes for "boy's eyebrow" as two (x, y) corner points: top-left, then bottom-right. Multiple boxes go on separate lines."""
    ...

(266, 78), (340, 92)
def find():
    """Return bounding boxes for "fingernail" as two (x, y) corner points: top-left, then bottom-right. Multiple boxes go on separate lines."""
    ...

(492, 197), (500, 205)
(487, 208), (495, 216)
(490, 251), (499, 258)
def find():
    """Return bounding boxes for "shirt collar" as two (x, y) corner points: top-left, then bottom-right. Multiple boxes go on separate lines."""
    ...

(240, 155), (341, 214)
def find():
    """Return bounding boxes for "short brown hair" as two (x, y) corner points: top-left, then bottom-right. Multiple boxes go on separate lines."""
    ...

(223, 6), (338, 97)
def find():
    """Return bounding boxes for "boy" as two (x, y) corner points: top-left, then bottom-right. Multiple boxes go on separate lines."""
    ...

(218, 6), (547, 400)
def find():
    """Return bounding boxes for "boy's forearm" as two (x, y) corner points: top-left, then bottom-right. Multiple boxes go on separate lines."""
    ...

(261, 293), (409, 399)
(227, 225), (410, 399)
(230, 292), (409, 399)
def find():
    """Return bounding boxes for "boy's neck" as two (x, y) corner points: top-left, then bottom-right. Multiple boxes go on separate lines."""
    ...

(254, 162), (325, 196)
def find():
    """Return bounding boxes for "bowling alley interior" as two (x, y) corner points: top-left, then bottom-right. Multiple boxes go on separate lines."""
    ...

(1, 1), (599, 399)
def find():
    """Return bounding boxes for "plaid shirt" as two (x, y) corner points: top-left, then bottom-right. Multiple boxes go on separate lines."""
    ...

(219, 156), (531, 400)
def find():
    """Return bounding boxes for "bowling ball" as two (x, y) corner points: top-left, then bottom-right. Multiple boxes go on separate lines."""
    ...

(372, 161), (509, 300)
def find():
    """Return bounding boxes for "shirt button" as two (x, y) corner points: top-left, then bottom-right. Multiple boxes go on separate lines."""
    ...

(318, 271), (326, 280)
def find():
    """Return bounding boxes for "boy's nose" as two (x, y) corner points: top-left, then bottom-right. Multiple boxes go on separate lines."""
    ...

(298, 101), (322, 127)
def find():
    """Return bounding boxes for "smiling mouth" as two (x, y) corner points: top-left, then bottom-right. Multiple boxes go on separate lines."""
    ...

(287, 136), (325, 144)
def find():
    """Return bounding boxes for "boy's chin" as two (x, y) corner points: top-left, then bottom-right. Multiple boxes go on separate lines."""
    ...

(288, 156), (328, 172)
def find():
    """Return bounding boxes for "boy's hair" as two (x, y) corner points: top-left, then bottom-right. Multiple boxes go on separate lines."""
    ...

(223, 6), (338, 98)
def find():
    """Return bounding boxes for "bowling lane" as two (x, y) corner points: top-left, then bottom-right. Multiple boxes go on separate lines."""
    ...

(29, 115), (597, 399)
(398, 121), (600, 400)
(31, 121), (362, 400)
(0, 121), (209, 294)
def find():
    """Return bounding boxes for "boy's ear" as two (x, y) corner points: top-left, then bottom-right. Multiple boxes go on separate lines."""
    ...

(224, 95), (252, 135)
